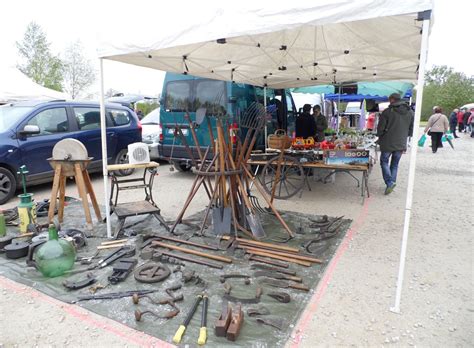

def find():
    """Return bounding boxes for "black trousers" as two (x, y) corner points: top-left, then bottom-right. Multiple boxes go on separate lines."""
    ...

(458, 123), (464, 132)
(430, 132), (443, 152)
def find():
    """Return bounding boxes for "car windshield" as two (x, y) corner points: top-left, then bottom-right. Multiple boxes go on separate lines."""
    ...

(0, 105), (34, 131)
(141, 108), (160, 125)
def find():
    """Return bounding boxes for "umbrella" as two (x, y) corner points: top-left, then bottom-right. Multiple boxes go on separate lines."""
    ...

(445, 136), (454, 149)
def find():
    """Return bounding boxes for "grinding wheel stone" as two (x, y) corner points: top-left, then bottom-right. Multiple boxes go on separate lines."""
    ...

(52, 139), (88, 160)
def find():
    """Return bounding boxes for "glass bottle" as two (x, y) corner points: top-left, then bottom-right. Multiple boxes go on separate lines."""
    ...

(36, 224), (76, 277)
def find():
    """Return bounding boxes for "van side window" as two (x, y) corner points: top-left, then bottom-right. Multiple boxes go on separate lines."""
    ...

(195, 80), (226, 115)
(27, 108), (69, 136)
(73, 107), (101, 130)
(165, 81), (192, 112)
(109, 109), (130, 126)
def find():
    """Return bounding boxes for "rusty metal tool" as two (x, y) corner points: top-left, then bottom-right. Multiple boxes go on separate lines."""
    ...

(267, 291), (291, 303)
(247, 306), (270, 317)
(253, 270), (302, 283)
(246, 249), (311, 267)
(259, 277), (309, 292)
(248, 255), (289, 268)
(152, 240), (232, 263)
(198, 294), (209, 345)
(152, 250), (224, 269)
(250, 263), (296, 276)
(134, 262), (170, 283)
(152, 235), (218, 251)
(256, 317), (284, 331)
(215, 301), (232, 337)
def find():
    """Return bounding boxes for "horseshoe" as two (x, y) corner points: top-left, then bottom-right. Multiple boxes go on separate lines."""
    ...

(134, 262), (171, 283)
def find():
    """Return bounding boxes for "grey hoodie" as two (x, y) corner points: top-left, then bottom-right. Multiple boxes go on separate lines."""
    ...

(377, 101), (414, 152)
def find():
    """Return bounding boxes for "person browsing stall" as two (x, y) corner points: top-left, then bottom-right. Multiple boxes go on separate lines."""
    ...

(376, 93), (414, 195)
(313, 105), (328, 141)
(424, 106), (449, 153)
(295, 104), (316, 139)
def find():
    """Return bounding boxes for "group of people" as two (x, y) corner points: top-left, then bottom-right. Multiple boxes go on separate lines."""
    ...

(295, 104), (328, 141)
(449, 107), (473, 138)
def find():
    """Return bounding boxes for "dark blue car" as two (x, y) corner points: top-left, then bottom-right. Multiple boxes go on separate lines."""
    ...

(0, 100), (142, 204)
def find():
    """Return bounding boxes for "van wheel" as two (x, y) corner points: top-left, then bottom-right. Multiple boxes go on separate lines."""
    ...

(0, 167), (16, 205)
(113, 149), (135, 176)
(172, 161), (192, 172)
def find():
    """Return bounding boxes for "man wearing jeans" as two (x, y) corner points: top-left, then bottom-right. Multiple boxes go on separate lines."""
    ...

(376, 93), (414, 195)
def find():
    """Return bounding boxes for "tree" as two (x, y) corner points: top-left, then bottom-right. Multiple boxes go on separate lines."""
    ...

(421, 65), (474, 120)
(16, 22), (63, 91)
(63, 41), (96, 99)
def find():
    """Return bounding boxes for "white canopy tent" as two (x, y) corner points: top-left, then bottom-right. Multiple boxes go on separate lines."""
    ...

(0, 66), (69, 103)
(98, 0), (434, 312)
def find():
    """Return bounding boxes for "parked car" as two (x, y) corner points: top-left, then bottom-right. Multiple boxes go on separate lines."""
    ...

(141, 107), (162, 159)
(159, 72), (297, 171)
(0, 100), (142, 204)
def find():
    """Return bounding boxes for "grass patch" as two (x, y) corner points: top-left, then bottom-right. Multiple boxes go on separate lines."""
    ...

(419, 120), (428, 127)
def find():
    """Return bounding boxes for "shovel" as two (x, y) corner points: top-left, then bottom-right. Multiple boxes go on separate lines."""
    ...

(212, 204), (232, 235)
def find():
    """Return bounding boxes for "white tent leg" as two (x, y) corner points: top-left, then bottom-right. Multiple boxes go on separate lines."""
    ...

(264, 87), (267, 152)
(390, 17), (431, 314)
(99, 59), (112, 239)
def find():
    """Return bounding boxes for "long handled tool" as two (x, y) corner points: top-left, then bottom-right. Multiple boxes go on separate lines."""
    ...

(198, 294), (209, 345)
(173, 294), (203, 344)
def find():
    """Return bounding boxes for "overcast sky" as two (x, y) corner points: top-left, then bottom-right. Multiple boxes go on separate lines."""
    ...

(1, 0), (472, 97)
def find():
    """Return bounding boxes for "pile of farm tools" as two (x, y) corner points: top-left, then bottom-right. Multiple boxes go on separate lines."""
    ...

(170, 102), (294, 240)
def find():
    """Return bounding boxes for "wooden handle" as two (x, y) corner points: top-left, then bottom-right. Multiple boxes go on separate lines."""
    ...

(286, 275), (303, 283)
(289, 282), (309, 292)
(101, 239), (128, 245)
(245, 249), (311, 267)
(97, 244), (126, 250)
(222, 236), (299, 253)
(152, 241), (232, 263)
(242, 246), (322, 264)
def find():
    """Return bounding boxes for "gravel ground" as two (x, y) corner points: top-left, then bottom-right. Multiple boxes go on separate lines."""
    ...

(1, 130), (473, 347)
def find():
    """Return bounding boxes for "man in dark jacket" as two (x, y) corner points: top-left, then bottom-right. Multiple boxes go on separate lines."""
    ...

(449, 109), (459, 138)
(313, 105), (328, 141)
(377, 93), (414, 195)
(463, 108), (471, 133)
(296, 104), (316, 139)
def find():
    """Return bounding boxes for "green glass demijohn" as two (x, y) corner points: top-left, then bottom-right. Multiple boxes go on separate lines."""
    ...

(36, 224), (76, 277)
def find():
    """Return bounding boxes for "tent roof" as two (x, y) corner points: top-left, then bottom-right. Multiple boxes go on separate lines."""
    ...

(0, 67), (69, 103)
(98, 0), (433, 89)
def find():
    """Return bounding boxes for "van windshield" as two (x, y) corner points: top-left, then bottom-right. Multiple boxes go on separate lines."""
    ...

(0, 105), (34, 132)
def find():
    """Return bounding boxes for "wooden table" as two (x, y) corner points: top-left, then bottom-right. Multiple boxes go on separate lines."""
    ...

(248, 157), (371, 203)
(106, 161), (169, 238)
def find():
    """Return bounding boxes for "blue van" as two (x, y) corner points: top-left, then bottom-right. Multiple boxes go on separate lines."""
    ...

(158, 73), (297, 171)
(0, 100), (141, 204)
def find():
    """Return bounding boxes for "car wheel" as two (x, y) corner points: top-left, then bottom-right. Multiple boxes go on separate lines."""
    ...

(113, 149), (135, 176)
(0, 167), (16, 205)
(172, 161), (192, 172)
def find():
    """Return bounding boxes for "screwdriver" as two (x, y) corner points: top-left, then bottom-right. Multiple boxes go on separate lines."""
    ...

(173, 294), (202, 344)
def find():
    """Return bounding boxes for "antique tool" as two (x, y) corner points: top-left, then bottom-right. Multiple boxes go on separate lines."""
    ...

(76, 289), (159, 302)
(221, 236), (299, 253)
(242, 246), (322, 264)
(133, 284), (183, 305)
(4, 240), (29, 259)
(248, 256), (289, 268)
(134, 262), (170, 283)
(245, 249), (311, 267)
(198, 294), (209, 345)
(215, 302), (232, 337)
(256, 317), (284, 331)
(173, 294), (203, 344)
(247, 306), (270, 317)
(151, 241), (232, 263)
(219, 274), (251, 284)
(94, 246), (135, 269)
(253, 271), (302, 283)
(108, 258), (137, 284)
(63, 273), (97, 290)
(223, 286), (263, 304)
(267, 291), (291, 303)
(250, 263), (296, 276)
(153, 235), (218, 251)
(226, 304), (243, 341)
(135, 307), (179, 321)
(153, 250), (223, 269)
(259, 278), (309, 292)
(16, 165), (37, 234)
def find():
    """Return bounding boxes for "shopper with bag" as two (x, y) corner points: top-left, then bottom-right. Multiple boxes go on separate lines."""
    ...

(449, 109), (459, 138)
(377, 93), (414, 195)
(424, 106), (449, 153)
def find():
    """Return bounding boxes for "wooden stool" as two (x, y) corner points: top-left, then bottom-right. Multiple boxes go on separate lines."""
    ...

(47, 158), (101, 230)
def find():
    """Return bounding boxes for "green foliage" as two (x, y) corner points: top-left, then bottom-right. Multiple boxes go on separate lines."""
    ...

(421, 65), (474, 120)
(16, 22), (64, 91)
(63, 40), (96, 99)
(137, 102), (159, 116)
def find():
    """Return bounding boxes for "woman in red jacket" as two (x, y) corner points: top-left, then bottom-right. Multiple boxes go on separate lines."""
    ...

(457, 109), (465, 132)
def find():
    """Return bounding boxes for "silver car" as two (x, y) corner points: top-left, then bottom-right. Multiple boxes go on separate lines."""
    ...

(141, 108), (162, 159)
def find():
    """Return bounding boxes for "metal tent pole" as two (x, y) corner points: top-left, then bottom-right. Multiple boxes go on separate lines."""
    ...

(264, 86), (267, 152)
(390, 14), (431, 314)
(99, 59), (112, 239)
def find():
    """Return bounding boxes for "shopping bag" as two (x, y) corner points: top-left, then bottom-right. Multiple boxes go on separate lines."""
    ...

(418, 134), (427, 147)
